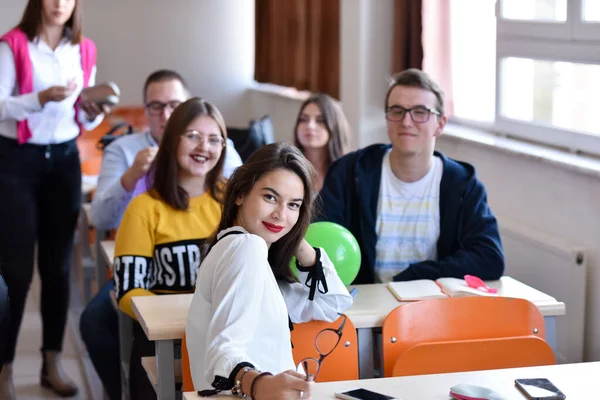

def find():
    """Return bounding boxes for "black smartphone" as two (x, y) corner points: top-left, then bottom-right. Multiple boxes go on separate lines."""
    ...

(335, 388), (399, 400)
(515, 378), (566, 400)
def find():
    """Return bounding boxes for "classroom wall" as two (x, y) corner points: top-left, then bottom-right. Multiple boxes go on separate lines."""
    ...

(0, 0), (256, 128)
(0, 1), (27, 33)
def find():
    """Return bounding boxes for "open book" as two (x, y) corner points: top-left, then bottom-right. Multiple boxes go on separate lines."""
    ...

(387, 278), (499, 301)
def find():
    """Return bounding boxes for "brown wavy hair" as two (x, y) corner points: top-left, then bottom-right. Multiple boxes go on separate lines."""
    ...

(18, 0), (83, 44)
(150, 97), (227, 210)
(206, 143), (317, 283)
(294, 93), (351, 164)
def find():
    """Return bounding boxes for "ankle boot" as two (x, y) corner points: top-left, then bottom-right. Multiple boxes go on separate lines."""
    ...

(0, 363), (16, 400)
(40, 351), (79, 397)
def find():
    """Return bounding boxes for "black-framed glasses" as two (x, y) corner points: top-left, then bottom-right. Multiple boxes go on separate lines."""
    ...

(181, 130), (225, 149)
(296, 314), (347, 380)
(385, 105), (441, 123)
(145, 100), (182, 116)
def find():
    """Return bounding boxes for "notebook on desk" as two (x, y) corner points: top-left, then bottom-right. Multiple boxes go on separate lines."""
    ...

(387, 278), (499, 301)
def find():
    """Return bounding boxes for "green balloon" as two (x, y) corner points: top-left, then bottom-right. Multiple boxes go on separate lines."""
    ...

(291, 222), (361, 286)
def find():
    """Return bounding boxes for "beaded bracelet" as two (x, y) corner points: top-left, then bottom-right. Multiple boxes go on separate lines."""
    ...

(250, 371), (273, 400)
(232, 367), (254, 398)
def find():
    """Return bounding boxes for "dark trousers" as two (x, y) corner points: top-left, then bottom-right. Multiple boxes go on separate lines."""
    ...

(0, 273), (9, 368)
(79, 281), (121, 400)
(0, 135), (81, 363)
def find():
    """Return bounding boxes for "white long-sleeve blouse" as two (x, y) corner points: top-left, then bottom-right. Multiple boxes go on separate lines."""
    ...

(0, 37), (102, 144)
(185, 226), (353, 391)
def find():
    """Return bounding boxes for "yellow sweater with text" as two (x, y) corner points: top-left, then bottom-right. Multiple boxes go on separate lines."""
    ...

(113, 191), (221, 318)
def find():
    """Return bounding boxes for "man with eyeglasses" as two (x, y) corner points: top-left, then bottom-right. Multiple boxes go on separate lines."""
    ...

(82, 70), (241, 400)
(319, 68), (504, 285)
(90, 69), (242, 230)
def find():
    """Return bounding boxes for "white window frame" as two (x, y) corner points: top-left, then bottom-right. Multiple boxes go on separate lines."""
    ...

(496, 0), (571, 39)
(491, 0), (600, 155)
(573, 0), (600, 38)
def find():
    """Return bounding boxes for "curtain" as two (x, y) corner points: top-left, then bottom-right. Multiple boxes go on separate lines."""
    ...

(392, 0), (423, 74)
(422, 0), (454, 116)
(254, 0), (340, 98)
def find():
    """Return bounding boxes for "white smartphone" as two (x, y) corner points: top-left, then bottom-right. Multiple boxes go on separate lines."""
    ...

(335, 388), (400, 400)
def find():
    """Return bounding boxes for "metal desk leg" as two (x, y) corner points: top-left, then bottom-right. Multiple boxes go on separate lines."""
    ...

(118, 312), (134, 400)
(95, 229), (109, 288)
(357, 328), (375, 379)
(544, 316), (557, 354)
(155, 340), (176, 400)
(80, 208), (95, 303)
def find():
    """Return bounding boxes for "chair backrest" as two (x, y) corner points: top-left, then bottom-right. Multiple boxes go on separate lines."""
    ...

(81, 156), (103, 176)
(382, 297), (546, 377)
(0, 273), (10, 369)
(392, 335), (556, 377)
(181, 334), (194, 392)
(181, 317), (359, 390)
(227, 115), (274, 162)
(97, 122), (135, 151)
(291, 315), (359, 382)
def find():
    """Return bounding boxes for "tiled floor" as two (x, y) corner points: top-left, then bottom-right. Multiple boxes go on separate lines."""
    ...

(11, 270), (103, 400)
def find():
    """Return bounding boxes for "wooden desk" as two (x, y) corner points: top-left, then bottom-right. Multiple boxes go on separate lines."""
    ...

(132, 277), (565, 400)
(72, 203), (95, 302)
(183, 362), (600, 400)
(347, 277), (564, 379)
(133, 277), (564, 341)
(82, 203), (92, 223)
(100, 240), (115, 269)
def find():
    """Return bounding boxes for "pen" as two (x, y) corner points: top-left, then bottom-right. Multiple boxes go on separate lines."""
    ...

(350, 287), (357, 297)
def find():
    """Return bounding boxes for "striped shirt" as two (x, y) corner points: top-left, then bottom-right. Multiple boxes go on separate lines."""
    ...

(375, 150), (443, 282)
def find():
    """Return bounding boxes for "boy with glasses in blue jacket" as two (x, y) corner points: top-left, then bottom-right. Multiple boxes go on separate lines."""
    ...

(319, 68), (504, 285)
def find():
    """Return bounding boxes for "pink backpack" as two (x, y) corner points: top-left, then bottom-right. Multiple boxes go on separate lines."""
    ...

(0, 28), (96, 144)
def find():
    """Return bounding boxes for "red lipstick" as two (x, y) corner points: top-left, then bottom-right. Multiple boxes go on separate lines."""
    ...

(262, 222), (283, 233)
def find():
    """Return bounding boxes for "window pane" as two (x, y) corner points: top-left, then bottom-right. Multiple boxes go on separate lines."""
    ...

(501, 0), (567, 21)
(450, 0), (496, 122)
(500, 58), (600, 136)
(583, 0), (600, 21)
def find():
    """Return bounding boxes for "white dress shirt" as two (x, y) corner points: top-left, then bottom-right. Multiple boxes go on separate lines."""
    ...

(185, 227), (353, 391)
(0, 37), (102, 144)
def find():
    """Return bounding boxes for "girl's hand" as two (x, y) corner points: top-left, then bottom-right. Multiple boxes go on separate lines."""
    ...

(80, 101), (111, 121)
(294, 239), (316, 268)
(253, 370), (313, 400)
(38, 85), (75, 106)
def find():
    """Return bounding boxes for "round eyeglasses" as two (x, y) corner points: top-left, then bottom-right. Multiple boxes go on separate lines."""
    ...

(296, 314), (347, 381)
(181, 130), (224, 149)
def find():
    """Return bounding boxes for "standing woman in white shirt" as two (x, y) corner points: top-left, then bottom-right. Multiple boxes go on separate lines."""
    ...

(186, 142), (353, 400)
(0, 0), (109, 398)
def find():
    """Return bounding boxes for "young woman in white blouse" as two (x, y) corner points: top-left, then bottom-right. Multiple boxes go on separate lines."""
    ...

(0, 0), (109, 397)
(186, 142), (353, 400)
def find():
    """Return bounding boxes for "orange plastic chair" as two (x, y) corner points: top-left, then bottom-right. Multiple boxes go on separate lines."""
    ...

(181, 334), (194, 392)
(291, 315), (359, 382)
(382, 296), (547, 377)
(109, 106), (148, 132)
(81, 156), (103, 176)
(392, 335), (556, 377)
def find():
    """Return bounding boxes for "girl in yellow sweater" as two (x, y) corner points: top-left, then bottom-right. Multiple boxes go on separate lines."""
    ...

(113, 97), (227, 400)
